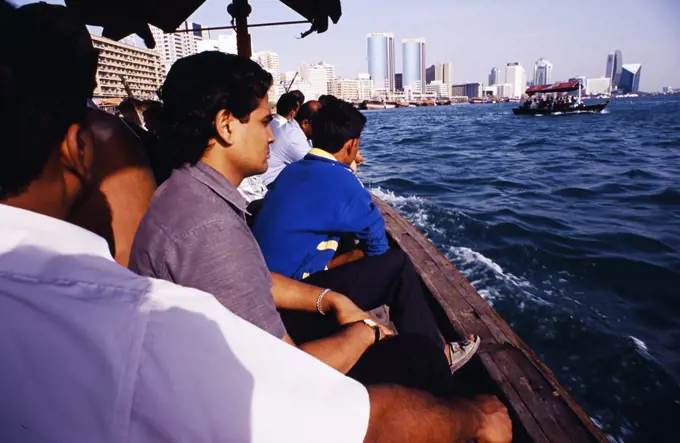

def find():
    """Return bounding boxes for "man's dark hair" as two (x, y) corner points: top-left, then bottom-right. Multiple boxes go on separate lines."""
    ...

(158, 51), (273, 168)
(295, 101), (321, 124)
(276, 92), (299, 117)
(0, 1), (97, 199)
(289, 89), (305, 106)
(311, 99), (367, 154)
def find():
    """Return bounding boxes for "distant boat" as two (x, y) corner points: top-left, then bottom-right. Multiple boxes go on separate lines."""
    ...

(513, 80), (609, 116)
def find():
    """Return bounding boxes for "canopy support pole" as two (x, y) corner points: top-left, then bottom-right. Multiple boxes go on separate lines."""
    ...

(228, 0), (252, 58)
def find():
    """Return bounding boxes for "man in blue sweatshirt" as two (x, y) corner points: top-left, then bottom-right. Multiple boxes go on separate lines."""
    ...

(252, 98), (480, 373)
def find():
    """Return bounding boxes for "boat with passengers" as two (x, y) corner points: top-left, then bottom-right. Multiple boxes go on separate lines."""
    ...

(59, 0), (609, 441)
(513, 80), (609, 116)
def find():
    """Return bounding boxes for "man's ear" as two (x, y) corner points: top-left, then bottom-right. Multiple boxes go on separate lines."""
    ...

(60, 123), (89, 179)
(346, 138), (360, 158)
(214, 109), (235, 146)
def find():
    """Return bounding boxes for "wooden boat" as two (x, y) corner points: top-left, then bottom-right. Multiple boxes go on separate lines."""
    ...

(512, 101), (609, 116)
(71, 0), (609, 440)
(513, 80), (609, 116)
(374, 196), (609, 443)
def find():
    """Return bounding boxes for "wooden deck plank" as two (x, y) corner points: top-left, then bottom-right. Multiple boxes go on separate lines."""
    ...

(375, 196), (608, 443)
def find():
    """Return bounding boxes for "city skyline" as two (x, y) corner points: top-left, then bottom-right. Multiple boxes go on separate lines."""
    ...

(14, 0), (680, 91)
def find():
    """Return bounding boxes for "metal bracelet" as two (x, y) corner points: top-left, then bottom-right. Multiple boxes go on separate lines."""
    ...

(316, 288), (331, 315)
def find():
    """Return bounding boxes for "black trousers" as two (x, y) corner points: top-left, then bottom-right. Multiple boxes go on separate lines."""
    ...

(279, 249), (453, 396)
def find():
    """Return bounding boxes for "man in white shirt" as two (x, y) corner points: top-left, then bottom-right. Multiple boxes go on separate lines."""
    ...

(0, 3), (511, 442)
(261, 100), (320, 186)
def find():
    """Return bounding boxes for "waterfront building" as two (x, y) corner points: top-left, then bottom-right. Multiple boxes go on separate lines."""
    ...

(425, 65), (435, 84)
(435, 62), (453, 87)
(402, 38), (426, 93)
(533, 58), (553, 86)
(488, 67), (500, 86)
(662, 86), (674, 94)
(496, 83), (513, 98)
(150, 20), (206, 75)
(197, 32), (237, 55)
(451, 83), (481, 99)
(618, 64), (642, 93)
(367, 33), (396, 94)
(300, 62), (329, 99)
(91, 35), (163, 99)
(586, 77), (611, 95)
(505, 62), (527, 98)
(328, 78), (360, 101)
(357, 73), (374, 100)
(254, 51), (281, 101)
(606, 49), (623, 89)
(425, 80), (449, 98)
(395, 73), (403, 91)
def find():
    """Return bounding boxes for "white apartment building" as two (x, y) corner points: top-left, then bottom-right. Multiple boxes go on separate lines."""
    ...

(495, 83), (514, 98)
(198, 32), (237, 55)
(300, 63), (329, 99)
(151, 21), (206, 75)
(328, 78), (360, 101)
(91, 35), (163, 99)
(586, 77), (612, 95)
(506, 62), (527, 98)
(434, 62), (452, 87)
(533, 58), (553, 86)
(253, 51), (281, 101)
(425, 80), (449, 98)
(357, 73), (374, 100)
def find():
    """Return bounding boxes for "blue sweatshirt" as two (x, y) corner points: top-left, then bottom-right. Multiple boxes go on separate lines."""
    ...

(252, 148), (388, 280)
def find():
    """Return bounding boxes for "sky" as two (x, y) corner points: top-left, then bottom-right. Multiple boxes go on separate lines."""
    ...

(13, 0), (680, 91)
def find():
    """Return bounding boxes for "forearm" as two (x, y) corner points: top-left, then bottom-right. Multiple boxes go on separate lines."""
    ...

(271, 272), (340, 312)
(299, 322), (373, 374)
(364, 386), (481, 443)
(327, 249), (365, 270)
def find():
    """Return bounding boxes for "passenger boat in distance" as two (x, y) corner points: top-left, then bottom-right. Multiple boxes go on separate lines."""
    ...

(512, 80), (609, 116)
(374, 196), (609, 443)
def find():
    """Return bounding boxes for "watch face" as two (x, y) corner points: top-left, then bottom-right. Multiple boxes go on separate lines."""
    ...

(363, 318), (378, 328)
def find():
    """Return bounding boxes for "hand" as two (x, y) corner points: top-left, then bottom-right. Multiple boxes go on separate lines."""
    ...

(472, 396), (512, 443)
(355, 151), (365, 166)
(325, 292), (395, 339)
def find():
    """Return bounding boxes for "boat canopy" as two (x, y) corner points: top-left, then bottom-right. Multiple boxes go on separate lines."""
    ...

(525, 80), (581, 95)
(64, 0), (341, 49)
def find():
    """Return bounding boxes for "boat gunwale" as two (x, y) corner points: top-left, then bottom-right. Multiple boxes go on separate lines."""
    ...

(374, 195), (609, 443)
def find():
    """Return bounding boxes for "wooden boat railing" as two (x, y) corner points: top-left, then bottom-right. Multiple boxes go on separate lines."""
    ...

(374, 196), (608, 443)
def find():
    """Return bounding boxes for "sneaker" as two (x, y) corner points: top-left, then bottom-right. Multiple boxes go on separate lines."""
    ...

(448, 335), (481, 374)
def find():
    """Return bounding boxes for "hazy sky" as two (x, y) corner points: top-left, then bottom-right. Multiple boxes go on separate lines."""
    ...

(14, 0), (680, 90)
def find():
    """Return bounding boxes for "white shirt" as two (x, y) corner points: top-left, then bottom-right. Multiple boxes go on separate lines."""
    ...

(237, 175), (269, 203)
(0, 204), (369, 443)
(261, 119), (313, 186)
(270, 113), (288, 130)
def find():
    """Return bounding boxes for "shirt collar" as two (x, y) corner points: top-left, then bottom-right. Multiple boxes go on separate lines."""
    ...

(272, 114), (287, 124)
(0, 204), (113, 261)
(305, 148), (355, 173)
(183, 161), (248, 213)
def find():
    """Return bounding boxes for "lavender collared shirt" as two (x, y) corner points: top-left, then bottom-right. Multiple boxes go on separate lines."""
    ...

(129, 161), (287, 338)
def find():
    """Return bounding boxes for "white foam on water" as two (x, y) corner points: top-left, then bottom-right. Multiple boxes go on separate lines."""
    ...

(629, 336), (653, 360)
(370, 186), (423, 206)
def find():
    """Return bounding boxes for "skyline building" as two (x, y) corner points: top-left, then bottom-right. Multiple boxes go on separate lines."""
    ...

(619, 64), (642, 93)
(610, 49), (623, 89)
(150, 20), (207, 75)
(434, 62), (453, 87)
(367, 33), (396, 94)
(505, 62), (527, 98)
(395, 73), (403, 91)
(402, 38), (426, 93)
(253, 51), (281, 100)
(357, 73), (374, 100)
(533, 58), (553, 86)
(605, 54), (614, 79)
(91, 34), (163, 99)
(425, 65), (435, 84)
(488, 67), (500, 86)
(300, 62), (329, 99)
(451, 83), (481, 98)
(425, 80), (449, 98)
(197, 32), (237, 55)
(586, 77), (611, 95)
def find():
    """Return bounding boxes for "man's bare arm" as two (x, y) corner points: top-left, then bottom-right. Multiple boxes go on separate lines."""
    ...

(365, 386), (512, 443)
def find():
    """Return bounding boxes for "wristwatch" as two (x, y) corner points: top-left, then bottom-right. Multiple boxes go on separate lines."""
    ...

(359, 318), (381, 346)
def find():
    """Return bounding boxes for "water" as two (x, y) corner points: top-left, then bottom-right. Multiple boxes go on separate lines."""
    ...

(359, 96), (680, 442)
